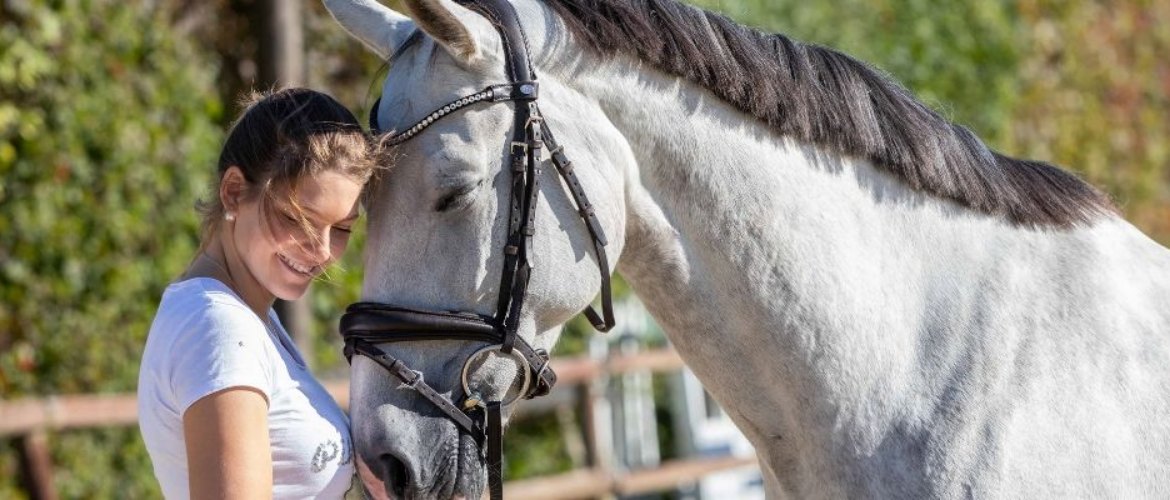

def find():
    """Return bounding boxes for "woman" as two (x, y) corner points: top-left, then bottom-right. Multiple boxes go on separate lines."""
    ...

(137, 88), (380, 499)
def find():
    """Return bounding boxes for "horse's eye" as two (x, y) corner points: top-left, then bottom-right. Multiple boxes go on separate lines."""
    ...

(434, 181), (482, 212)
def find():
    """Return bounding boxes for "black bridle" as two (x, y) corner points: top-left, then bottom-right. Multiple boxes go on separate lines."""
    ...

(338, 1), (614, 498)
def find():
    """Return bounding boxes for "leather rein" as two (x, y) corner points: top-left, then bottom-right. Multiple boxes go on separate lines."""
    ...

(338, 1), (614, 498)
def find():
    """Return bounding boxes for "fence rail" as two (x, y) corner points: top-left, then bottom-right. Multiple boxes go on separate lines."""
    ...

(504, 456), (759, 500)
(1, 347), (758, 499)
(1, 348), (687, 436)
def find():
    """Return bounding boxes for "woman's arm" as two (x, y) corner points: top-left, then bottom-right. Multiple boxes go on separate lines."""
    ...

(183, 387), (272, 499)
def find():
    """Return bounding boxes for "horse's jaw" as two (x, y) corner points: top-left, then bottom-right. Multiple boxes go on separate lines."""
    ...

(349, 351), (489, 500)
(347, 324), (563, 500)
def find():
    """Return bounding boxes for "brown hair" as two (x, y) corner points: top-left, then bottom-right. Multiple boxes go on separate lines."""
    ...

(197, 88), (379, 249)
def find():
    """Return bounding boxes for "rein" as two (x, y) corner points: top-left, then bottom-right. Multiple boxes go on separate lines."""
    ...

(338, 1), (614, 498)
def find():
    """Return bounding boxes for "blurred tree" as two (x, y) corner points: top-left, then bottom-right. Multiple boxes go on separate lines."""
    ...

(0, 0), (223, 398)
(690, 0), (1023, 144)
(1008, 0), (1170, 241)
(0, 0), (222, 497)
(2, 0), (1168, 497)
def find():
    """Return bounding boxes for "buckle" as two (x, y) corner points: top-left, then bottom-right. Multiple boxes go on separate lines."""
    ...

(489, 85), (514, 102)
(462, 391), (486, 411)
(533, 359), (552, 386)
(489, 82), (540, 102)
(524, 110), (543, 130)
(403, 369), (424, 389)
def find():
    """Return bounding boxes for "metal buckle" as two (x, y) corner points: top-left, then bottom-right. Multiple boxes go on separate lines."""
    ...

(533, 359), (551, 386)
(403, 369), (425, 389)
(489, 84), (514, 102)
(462, 391), (486, 411)
(460, 344), (533, 407)
(524, 109), (543, 130)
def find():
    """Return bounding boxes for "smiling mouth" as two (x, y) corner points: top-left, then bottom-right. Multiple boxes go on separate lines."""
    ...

(278, 252), (318, 277)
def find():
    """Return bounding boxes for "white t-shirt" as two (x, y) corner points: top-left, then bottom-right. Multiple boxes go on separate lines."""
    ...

(137, 278), (354, 499)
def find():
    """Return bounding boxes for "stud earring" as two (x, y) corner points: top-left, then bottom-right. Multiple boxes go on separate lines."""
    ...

(225, 212), (235, 221)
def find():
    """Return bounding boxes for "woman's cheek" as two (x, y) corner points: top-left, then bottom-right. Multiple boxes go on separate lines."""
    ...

(331, 233), (350, 260)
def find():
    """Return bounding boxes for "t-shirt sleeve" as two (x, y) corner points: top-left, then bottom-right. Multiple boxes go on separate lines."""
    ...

(167, 301), (275, 416)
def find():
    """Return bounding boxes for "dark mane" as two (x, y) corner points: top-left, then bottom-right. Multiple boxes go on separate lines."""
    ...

(544, 0), (1117, 227)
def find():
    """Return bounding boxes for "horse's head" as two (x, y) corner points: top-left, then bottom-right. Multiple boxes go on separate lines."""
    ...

(324, 0), (630, 497)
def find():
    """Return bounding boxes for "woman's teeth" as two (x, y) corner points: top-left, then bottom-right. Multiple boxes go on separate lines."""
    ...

(279, 253), (314, 276)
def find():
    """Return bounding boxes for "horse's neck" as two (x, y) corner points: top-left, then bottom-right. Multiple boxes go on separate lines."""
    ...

(577, 60), (947, 435)
(579, 62), (958, 365)
(567, 58), (1170, 485)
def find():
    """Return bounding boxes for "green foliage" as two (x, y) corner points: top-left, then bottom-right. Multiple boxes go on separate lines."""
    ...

(51, 427), (158, 499)
(504, 413), (576, 479)
(689, 0), (1023, 142)
(0, 0), (221, 496)
(1, 0), (1167, 497)
(1006, 0), (1170, 241)
(0, 0), (222, 396)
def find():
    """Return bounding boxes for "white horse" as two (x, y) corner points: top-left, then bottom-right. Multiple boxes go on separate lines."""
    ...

(324, 0), (1170, 498)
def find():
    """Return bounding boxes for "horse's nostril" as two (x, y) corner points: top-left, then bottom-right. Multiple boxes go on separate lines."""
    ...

(384, 454), (410, 499)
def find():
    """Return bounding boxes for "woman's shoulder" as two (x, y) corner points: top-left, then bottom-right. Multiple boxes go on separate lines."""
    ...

(145, 277), (275, 363)
(142, 278), (280, 405)
(155, 277), (263, 331)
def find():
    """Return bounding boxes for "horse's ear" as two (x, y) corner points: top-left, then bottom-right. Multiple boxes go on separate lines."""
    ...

(323, 0), (415, 59)
(402, 0), (498, 66)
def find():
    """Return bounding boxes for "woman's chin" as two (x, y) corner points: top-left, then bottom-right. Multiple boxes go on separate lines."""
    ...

(268, 263), (317, 300)
(266, 275), (312, 301)
(272, 284), (311, 302)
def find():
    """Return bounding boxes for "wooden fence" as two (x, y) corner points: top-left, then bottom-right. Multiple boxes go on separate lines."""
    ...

(1, 348), (757, 499)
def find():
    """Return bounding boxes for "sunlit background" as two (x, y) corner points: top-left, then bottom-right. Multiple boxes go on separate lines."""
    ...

(1, 0), (1167, 498)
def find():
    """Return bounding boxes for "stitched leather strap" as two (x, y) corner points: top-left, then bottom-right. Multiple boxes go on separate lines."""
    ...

(347, 339), (481, 434)
(486, 402), (504, 500)
(541, 119), (616, 332)
(456, 0), (534, 82)
(340, 303), (558, 397)
(342, 302), (499, 339)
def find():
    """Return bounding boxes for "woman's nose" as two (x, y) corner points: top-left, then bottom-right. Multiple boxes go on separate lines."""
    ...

(306, 229), (332, 264)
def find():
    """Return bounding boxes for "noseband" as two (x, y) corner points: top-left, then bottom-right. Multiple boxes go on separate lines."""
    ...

(338, 1), (614, 498)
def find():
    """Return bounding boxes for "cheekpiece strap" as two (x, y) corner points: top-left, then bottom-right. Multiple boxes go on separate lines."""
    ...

(540, 120), (616, 332)
(486, 402), (505, 500)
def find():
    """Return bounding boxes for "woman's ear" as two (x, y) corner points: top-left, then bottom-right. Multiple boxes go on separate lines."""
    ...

(220, 166), (248, 215)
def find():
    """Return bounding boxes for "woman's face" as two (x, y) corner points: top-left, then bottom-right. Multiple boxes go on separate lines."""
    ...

(232, 170), (363, 300)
